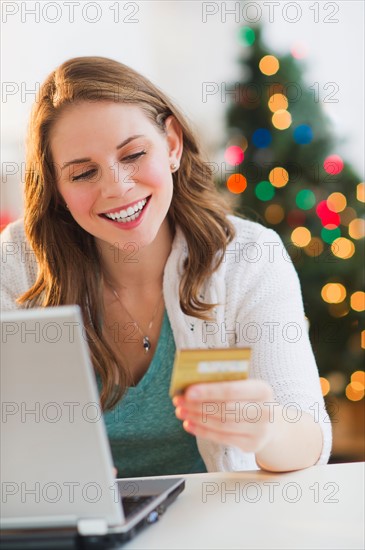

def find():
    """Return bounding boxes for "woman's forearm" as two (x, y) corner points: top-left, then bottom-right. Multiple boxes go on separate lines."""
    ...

(255, 407), (324, 472)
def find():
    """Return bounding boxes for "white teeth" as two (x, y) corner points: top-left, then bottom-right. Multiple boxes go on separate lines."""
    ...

(104, 197), (148, 221)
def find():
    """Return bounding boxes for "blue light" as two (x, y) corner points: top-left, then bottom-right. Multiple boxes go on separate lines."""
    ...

(252, 129), (272, 148)
(293, 125), (313, 145)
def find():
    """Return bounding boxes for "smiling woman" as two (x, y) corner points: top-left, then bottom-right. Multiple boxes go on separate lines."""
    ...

(1, 56), (331, 476)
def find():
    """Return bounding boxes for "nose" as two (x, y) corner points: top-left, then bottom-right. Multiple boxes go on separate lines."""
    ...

(99, 162), (135, 199)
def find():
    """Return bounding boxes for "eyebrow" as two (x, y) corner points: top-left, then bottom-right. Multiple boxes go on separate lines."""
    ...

(61, 135), (145, 170)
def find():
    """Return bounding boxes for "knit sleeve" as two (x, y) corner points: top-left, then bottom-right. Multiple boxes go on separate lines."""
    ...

(0, 219), (38, 311)
(232, 225), (332, 466)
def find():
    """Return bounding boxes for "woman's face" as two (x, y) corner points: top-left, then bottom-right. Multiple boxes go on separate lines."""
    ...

(51, 101), (182, 252)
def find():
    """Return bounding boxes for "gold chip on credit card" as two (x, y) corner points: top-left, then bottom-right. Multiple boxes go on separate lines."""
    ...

(169, 347), (251, 398)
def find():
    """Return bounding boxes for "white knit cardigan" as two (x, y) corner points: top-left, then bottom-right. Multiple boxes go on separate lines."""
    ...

(1, 215), (332, 471)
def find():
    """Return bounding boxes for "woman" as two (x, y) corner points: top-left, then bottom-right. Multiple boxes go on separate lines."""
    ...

(1, 56), (332, 476)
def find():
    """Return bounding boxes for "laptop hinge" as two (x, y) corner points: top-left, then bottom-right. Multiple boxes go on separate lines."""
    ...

(77, 518), (108, 536)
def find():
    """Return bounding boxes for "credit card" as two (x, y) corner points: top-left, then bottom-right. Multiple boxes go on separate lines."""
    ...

(169, 347), (251, 397)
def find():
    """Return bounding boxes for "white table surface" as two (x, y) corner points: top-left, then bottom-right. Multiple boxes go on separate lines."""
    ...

(122, 462), (364, 550)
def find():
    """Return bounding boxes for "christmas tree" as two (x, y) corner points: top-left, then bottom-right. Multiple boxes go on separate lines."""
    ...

(219, 25), (364, 401)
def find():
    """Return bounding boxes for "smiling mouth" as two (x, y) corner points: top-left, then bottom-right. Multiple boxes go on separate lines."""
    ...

(100, 196), (151, 223)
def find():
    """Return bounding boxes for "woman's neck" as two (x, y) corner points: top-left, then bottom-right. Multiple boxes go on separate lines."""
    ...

(96, 218), (174, 293)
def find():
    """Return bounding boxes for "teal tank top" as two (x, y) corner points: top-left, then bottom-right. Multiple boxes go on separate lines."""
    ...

(98, 308), (207, 478)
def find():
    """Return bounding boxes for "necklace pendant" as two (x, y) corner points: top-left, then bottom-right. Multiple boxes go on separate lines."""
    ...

(143, 336), (151, 353)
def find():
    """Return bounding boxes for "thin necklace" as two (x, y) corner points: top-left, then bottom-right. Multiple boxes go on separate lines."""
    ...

(106, 283), (163, 354)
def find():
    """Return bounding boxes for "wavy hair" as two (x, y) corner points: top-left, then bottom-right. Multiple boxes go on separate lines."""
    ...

(18, 56), (236, 409)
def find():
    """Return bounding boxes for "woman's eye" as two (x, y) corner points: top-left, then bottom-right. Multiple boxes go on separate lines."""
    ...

(123, 150), (147, 162)
(72, 168), (97, 181)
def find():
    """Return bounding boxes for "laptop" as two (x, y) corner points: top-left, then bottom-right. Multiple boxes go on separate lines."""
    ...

(0, 305), (185, 549)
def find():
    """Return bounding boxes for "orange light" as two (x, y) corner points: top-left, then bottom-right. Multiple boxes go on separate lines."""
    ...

(319, 377), (330, 396)
(331, 237), (355, 259)
(350, 291), (365, 312)
(362, 330), (365, 349)
(226, 173), (247, 194)
(357, 183), (365, 202)
(269, 167), (289, 188)
(259, 55), (279, 76)
(291, 227), (311, 247)
(349, 218), (365, 239)
(351, 371), (365, 389)
(327, 192), (347, 213)
(272, 110), (292, 130)
(321, 283), (346, 304)
(346, 382), (364, 401)
(268, 93), (288, 113)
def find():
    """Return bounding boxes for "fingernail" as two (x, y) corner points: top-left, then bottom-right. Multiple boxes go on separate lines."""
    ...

(173, 396), (184, 407)
(183, 420), (195, 433)
(175, 406), (186, 419)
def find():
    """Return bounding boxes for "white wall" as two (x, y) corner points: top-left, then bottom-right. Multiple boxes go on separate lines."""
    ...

(1, 0), (364, 217)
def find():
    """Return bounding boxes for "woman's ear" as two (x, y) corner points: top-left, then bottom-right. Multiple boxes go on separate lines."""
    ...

(164, 115), (183, 167)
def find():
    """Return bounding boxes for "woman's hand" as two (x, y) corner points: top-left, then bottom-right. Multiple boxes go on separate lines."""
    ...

(172, 379), (277, 454)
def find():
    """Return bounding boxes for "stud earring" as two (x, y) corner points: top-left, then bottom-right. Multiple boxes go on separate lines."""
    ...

(170, 163), (179, 173)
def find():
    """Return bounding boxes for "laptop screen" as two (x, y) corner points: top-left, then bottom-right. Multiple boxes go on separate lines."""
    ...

(1, 306), (124, 529)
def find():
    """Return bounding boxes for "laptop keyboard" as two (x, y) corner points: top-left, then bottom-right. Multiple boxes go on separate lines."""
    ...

(122, 495), (156, 518)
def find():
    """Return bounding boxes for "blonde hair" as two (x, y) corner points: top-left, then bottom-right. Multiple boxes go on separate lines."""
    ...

(18, 56), (236, 409)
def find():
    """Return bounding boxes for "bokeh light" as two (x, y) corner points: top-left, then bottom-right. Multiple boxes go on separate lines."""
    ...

(350, 291), (365, 312)
(255, 180), (275, 201)
(321, 283), (346, 304)
(226, 174), (247, 194)
(327, 192), (347, 213)
(291, 227), (311, 247)
(348, 218), (365, 239)
(346, 382), (364, 401)
(321, 226), (341, 243)
(351, 371), (365, 388)
(319, 377), (330, 396)
(323, 154), (344, 175)
(357, 182), (365, 202)
(316, 200), (340, 227)
(224, 145), (244, 165)
(269, 167), (289, 188)
(293, 124), (313, 145)
(264, 204), (285, 224)
(238, 26), (256, 46)
(272, 110), (292, 130)
(331, 237), (355, 259)
(340, 207), (357, 226)
(304, 237), (324, 257)
(328, 302), (350, 318)
(259, 55), (279, 75)
(296, 189), (316, 210)
(252, 128), (272, 148)
(240, 136), (249, 152)
(268, 94), (288, 112)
